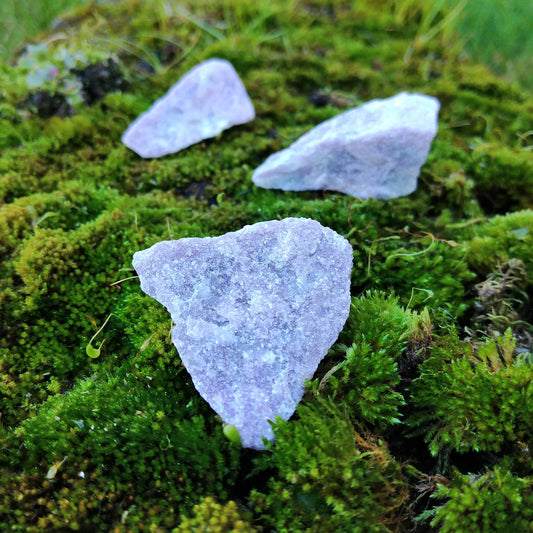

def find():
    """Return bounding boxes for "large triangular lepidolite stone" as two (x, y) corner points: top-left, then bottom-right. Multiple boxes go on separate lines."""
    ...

(132, 218), (352, 449)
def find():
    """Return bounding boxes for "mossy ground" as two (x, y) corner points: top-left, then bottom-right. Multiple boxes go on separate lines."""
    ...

(0, 0), (532, 531)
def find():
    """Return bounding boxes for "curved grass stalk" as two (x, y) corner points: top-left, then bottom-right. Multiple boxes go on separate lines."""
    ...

(172, 5), (225, 41)
(404, 0), (468, 62)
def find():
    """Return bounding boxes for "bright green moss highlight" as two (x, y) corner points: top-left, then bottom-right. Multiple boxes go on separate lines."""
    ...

(1, 0), (532, 530)
(466, 209), (533, 280)
(177, 496), (260, 532)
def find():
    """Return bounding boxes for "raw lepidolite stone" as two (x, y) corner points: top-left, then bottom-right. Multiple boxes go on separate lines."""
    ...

(252, 92), (440, 199)
(122, 58), (255, 158)
(132, 218), (352, 449)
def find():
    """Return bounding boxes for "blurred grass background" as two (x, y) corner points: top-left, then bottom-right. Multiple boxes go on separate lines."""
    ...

(444, 0), (533, 91)
(0, 0), (92, 59)
(0, 0), (532, 93)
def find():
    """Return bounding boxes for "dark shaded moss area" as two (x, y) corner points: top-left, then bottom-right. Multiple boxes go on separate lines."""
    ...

(0, 0), (532, 531)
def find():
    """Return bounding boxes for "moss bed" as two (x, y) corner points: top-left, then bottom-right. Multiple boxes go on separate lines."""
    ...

(1, 0), (532, 531)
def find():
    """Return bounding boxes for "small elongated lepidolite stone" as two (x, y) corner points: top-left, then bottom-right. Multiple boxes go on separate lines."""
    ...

(122, 58), (255, 158)
(252, 92), (440, 199)
(132, 218), (352, 449)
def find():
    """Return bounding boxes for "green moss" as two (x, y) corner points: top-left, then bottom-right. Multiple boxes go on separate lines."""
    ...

(465, 209), (533, 280)
(1, 0), (532, 529)
(251, 398), (409, 532)
(420, 463), (533, 533)
(0, 203), (33, 256)
(470, 144), (533, 211)
(6, 371), (241, 532)
(15, 227), (80, 306)
(408, 329), (533, 456)
(177, 497), (260, 532)
(308, 292), (427, 429)
(346, 215), (475, 313)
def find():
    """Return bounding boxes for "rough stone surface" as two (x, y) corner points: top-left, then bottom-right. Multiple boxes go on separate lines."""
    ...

(132, 218), (353, 449)
(252, 92), (440, 199)
(122, 58), (255, 158)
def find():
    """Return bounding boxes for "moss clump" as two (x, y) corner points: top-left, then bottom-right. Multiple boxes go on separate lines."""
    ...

(408, 329), (533, 456)
(177, 497), (260, 532)
(15, 227), (81, 307)
(4, 371), (241, 532)
(1, 0), (533, 530)
(470, 144), (533, 212)
(0, 203), (33, 256)
(251, 398), (409, 532)
(420, 464), (533, 533)
(343, 200), (476, 313)
(465, 209), (533, 281)
(308, 292), (429, 429)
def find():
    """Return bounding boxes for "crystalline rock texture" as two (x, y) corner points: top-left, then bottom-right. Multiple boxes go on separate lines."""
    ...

(122, 58), (255, 158)
(132, 218), (353, 449)
(252, 92), (440, 199)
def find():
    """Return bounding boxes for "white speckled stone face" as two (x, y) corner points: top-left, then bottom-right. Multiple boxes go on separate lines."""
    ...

(252, 92), (440, 199)
(122, 58), (255, 158)
(132, 218), (353, 449)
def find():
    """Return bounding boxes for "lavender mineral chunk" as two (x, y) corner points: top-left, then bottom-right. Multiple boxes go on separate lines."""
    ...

(252, 92), (440, 199)
(122, 58), (255, 158)
(132, 218), (353, 449)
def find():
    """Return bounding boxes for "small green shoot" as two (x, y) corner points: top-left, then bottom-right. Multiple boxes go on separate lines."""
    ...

(46, 455), (68, 479)
(131, 333), (156, 382)
(223, 424), (242, 447)
(86, 313), (113, 359)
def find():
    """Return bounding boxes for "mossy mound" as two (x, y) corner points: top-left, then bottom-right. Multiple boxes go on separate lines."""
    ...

(1, 0), (532, 531)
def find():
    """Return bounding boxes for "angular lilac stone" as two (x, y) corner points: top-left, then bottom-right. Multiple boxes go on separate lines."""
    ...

(252, 92), (440, 199)
(132, 218), (353, 449)
(122, 58), (255, 158)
